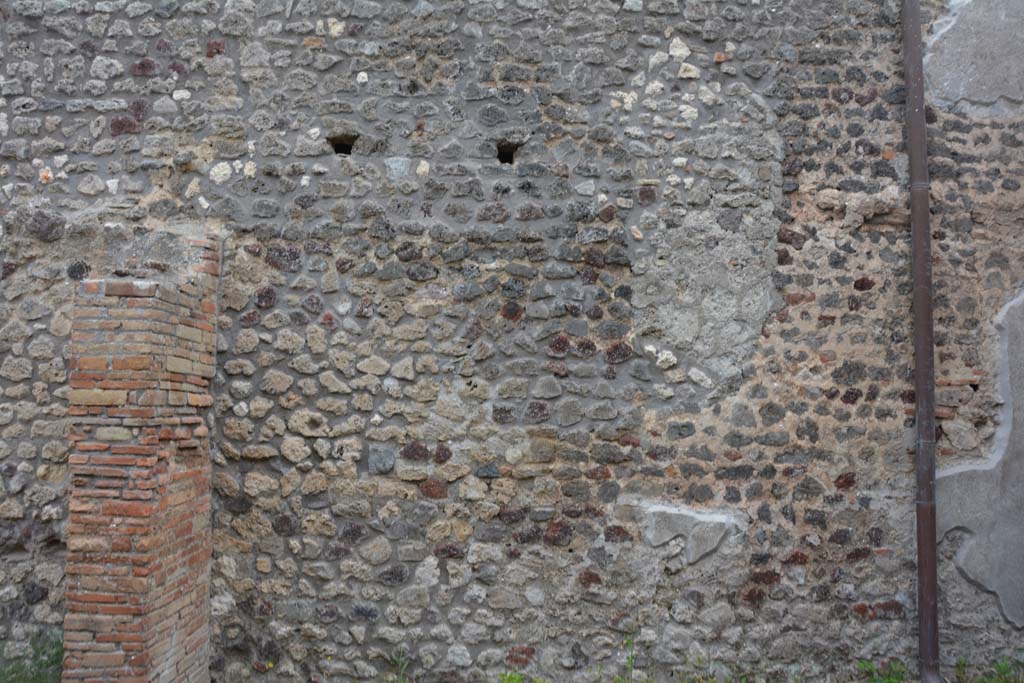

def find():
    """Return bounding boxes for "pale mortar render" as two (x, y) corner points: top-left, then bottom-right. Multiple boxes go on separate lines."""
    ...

(0, 0), (1022, 681)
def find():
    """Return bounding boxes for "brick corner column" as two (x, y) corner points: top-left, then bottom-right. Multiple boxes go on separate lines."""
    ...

(63, 239), (220, 683)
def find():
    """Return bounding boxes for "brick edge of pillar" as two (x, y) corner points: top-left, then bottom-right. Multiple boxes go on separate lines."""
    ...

(63, 238), (220, 683)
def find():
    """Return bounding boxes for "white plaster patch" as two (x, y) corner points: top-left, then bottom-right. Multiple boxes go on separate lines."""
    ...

(628, 499), (746, 565)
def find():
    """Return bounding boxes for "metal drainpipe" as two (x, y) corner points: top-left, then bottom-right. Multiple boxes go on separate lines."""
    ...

(901, 0), (941, 681)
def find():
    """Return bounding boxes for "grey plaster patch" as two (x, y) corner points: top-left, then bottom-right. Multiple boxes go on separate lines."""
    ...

(632, 500), (746, 564)
(629, 104), (784, 400)
(925, 0), (1024, 117)
(937, 286), (1024, 627)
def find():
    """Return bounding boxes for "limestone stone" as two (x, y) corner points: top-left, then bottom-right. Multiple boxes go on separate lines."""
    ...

(260, 370), (294, 395)
(391, 357), (415, 381)
(76, 174), (106, 196)
(90, 56), (124, 79)
(233, 329), (260, 354)
(287, 409), (329, 437)
(244, 472), (279, 497)
(0, 499), (26, 519)
(669, 38), (691, 60)
(0, 358), (33, 382)
(318, 371), (351, 394)
(241, 444), (277, 460)
(300, 471), (328, 495)
(280, 436), (311, 464)
(446, 644), (473, 668)
(356, 356), (390, 376)
(358, 536), (392, 565)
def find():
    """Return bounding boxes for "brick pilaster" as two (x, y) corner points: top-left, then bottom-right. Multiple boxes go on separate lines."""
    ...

(63, 240), (220, 683)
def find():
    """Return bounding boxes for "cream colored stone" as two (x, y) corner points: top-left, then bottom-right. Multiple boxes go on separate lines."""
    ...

(280, 436), (311, 463)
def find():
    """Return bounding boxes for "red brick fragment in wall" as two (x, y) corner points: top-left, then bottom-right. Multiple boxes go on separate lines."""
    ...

(62, 240), (219, 683)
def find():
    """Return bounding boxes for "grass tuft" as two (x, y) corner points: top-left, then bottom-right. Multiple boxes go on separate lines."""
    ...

(0, 631), (62, 683)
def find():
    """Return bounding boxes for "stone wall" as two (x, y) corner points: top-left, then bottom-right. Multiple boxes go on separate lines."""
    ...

(0, 222), (75, 665)
(0, 223), (222, 674)
(1, 0), (1022, 681)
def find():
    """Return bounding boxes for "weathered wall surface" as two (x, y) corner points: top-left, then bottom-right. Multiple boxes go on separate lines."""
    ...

(922, 0), (1024, 658)
(924, 0), (1024, 118)
(0, 226), (189, 663)
(0, 227), (75, 663)
(1, 0), (1023, 680)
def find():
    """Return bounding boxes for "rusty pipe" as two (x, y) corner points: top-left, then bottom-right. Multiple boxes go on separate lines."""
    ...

(901, 0), (940, 681)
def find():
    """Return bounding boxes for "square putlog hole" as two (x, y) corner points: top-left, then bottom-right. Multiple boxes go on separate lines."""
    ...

(328, 133), (359, 155)
(496, 139), (522, 165)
